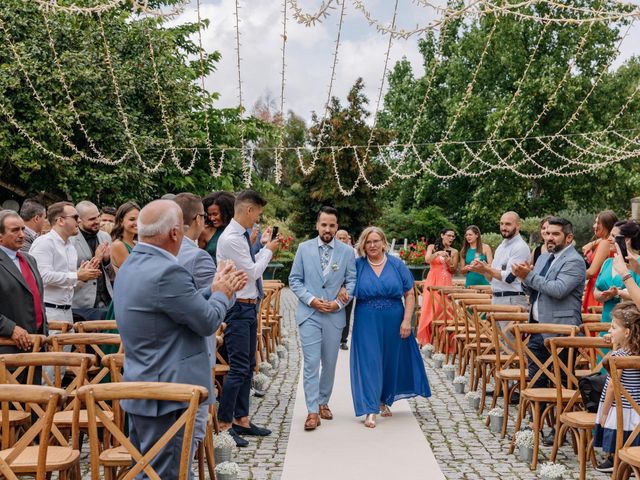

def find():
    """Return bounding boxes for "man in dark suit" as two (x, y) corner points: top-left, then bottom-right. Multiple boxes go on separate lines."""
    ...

(114, 199), (247, 479)
(0, 210), (47, 354)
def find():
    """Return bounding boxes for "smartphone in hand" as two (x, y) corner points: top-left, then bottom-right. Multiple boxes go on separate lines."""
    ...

(616, 235), (629, 263)
(271, 226), (279, 241)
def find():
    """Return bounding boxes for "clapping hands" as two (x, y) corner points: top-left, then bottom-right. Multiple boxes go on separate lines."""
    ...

(511, 262), (532, 280)
(211, 260), (248, 299)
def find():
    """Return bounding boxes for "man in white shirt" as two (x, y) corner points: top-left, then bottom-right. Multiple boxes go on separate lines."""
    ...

(29, 201), (101, 331)
(469, 211), (530, 309)
(216, 190), (281, 446)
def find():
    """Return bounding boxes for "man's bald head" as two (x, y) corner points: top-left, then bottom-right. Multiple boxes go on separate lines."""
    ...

(137, 200), (183, 255)
(499, 211), (521, 239)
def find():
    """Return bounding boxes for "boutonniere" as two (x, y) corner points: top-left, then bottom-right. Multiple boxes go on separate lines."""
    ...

(331, 263), (339, 272)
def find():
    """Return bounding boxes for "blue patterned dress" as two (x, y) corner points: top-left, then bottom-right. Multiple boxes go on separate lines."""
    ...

(350, 255), (431, 416)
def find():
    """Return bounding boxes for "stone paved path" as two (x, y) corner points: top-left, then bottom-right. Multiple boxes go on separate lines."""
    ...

(411, 354), (610, 480)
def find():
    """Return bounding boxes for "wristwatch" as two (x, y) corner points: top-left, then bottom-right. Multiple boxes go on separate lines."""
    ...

(622, 273), (633, 283)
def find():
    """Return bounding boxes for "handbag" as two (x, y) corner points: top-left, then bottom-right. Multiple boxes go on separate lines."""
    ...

(578, 372), (607, 413)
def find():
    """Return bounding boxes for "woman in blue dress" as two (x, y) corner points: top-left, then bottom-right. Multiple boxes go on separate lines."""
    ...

(350, 226), (431, 428)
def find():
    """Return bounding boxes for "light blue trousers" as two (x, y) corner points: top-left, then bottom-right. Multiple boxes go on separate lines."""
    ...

(299, 316), (343, 414)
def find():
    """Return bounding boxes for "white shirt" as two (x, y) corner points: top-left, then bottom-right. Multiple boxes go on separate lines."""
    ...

(531, 246), (570, 321)
(490, 234), (531, 293)
(217, 218), (272, 300)
(29, 229), (78, 306)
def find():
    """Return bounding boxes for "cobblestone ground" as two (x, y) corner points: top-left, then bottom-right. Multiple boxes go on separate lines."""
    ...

(411, 353), (609, 480)
(80, 289), (301, 480)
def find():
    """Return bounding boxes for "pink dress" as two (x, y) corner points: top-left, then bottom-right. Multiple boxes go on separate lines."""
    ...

(417, 255), (453, 345)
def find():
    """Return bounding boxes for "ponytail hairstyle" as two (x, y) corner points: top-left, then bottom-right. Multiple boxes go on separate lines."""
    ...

(434, 228), (455, 252)
(612, 301), (640, 355)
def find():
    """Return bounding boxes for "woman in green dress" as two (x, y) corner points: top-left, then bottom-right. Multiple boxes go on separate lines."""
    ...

(594, 221), (640, 323)
(460, 225), (493, 287)
(198, 191), (235, 264)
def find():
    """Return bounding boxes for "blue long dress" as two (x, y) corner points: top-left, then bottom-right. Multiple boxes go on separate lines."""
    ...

(350, 255), (431, 416)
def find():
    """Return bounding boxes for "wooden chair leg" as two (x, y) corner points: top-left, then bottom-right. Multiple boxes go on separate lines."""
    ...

(531, 401), (541, 470)
(205, 426), (216, 480)
(510, 398), (526, 454)
(500, 382), (512, 439)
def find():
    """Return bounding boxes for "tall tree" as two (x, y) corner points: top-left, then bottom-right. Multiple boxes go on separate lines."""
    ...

(379, 3), (640, 232)
(288, 78), (391, 238)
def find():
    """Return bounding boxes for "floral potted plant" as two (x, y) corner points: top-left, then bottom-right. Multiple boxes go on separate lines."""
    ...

(432, 353), (445, 369)
(269, 352), (279, 369)
(443, 364), (456, 381)
(252, 372), (269, 395)
(276, 344), (287, 359)
(514, 429), (534, 463)
(258, 361), (273, 376)
(399, 238), (430, 280)
(453, 376), (467, 394)
(421, 344), (434, 359)
(487, 407), (504, 433)
(212, 431), (236, 465)
(214, 461), (240, 480)
(465, 391), (481, 410)
(539, 462), (566, 480)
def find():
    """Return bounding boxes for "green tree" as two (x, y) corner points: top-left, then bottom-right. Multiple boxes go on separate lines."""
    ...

(379, 3), (640, 232)
(288, 78), (391, 238)
(0, 1), (264, 206)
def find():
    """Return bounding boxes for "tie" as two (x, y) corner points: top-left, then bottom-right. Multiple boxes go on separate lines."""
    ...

(320, 244), (331, 272)
(244, 231), (264, 298)
(529, 254), (555, 305)
(15, 252), (43, 331)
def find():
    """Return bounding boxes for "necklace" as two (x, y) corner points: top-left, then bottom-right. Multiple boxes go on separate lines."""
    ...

(367, 255), (386, 267)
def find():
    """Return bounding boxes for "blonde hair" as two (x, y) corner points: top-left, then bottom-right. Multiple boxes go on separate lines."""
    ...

(356, 226), (390, 257)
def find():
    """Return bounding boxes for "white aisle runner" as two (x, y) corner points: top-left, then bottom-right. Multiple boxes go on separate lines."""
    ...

(281, 347), (445, 480)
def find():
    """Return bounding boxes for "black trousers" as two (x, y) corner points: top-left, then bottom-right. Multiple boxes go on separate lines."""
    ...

(217, 302), (257, 423)
(341, 299), (354, 344)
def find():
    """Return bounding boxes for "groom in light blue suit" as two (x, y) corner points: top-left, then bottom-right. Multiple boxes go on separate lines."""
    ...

(289, 206), (356, 430)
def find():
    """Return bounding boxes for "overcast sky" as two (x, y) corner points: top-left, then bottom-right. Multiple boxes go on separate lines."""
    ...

(171, 0), (640, 124)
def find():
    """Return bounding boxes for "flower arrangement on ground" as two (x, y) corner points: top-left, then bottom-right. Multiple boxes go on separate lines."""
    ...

(399, 238), (429, 265)
(453, 375), (467, 385)
(276, 344), (287, 358)
(488, 407), (504, 417)
(432, 353), (445, 368)
(465, 391), (480, 400)
(258, 361), (273, 376)
(539, 462), (566, 479)
(252, 372), (269, 391)
(514, 430), (534, 449)
(269, 352), (279, 369)
(212, 431), (236, 449)
(215, 461), (240, 478)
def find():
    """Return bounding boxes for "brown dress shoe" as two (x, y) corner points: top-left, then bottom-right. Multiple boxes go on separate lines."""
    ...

(304, 413), (321, 431)
(319, 404), (333, 420)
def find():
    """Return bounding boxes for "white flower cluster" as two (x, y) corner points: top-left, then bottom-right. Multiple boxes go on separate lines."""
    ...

(215, 461), (240, 475)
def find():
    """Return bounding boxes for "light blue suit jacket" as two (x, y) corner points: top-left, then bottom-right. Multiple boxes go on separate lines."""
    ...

(114, 243), (231, 416)
(177, 236), (218, 368)
(523, 245), (586, 333)
(289, 237), (356, 329)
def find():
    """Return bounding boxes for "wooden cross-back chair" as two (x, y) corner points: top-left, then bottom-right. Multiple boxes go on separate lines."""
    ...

(50, 333), (122, 385)
(78, 382), (208, 480)
(428, 286), (471, 349)
(455, 299), (492, 378)
(412, 281), (425, 336)
(256, 289), (274, 364)
(587, 305), (603, 314)
(75, 320), (118, 333)
(470, 304), (525, 414)
(260, 288), (278, 357)
(510, 323), (579, 470)
(582, 313), (602, 324)
(609, 355), (640, 480)
(213, 327), (229, 393)
(0, 384), (79, 480)
(547, 336), (611, 480)
(46, 321), (72, 334)
(0, 352), (96, 450)
(485, 312), (530, 437)
(263, 280), (285, 346)
(446, 293), (492, 367)
(0, 335), (48, 446)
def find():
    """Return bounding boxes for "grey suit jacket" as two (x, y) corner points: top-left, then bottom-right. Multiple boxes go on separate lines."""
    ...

(177, 236), (217, 367)
(114, 243), (231, 416)
(0, 249), (47, 353)
(70, 230), (113, 308)
(523, 246), (586, 332)
(289, 237), (356, 329)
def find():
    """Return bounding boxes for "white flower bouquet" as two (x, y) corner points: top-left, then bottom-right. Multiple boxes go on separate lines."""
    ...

(432, 353), (445, 368)
(539, 462), (566, 479)
(215, 461), (240, 479)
